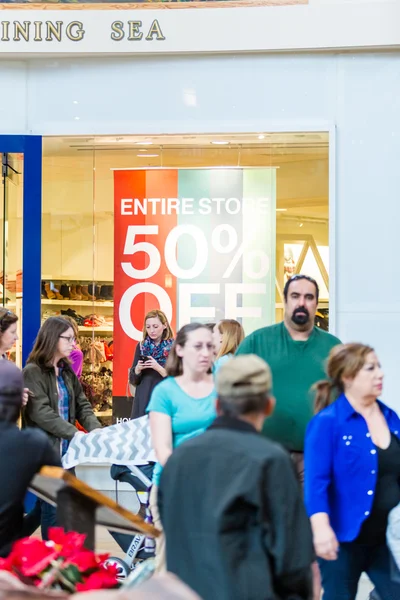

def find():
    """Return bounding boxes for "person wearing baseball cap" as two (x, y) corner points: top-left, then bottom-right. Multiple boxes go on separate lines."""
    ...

(0, 360), (61, 556)
(158, 355), (314, 600)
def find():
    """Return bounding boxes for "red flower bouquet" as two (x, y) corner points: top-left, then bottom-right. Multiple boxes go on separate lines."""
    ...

(0, 528), (119, 594)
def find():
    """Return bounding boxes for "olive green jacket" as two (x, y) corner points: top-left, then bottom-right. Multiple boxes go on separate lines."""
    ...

(23, 361), (101, 452)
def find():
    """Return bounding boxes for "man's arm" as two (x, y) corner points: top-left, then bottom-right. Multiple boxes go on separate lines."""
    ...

(262, 451), (314, 600)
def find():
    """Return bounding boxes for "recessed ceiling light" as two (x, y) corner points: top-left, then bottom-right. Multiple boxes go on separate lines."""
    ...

(136, 141), (153, 145)
(211, 141), (230, 145)
(276, 208), (287, 212)
(258, 134), (265, 140)
(74, 117), (80, 121)
(139, 149), (147, 152)
(136, 154), (159, 158)
(73, 100), (79, 105)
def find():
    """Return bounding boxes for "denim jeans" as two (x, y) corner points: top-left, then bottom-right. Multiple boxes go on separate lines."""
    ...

(23, 499), (57, 541)
(318, 542), (400, 600)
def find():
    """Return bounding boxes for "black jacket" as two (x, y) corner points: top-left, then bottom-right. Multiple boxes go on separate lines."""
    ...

(23, 361), (101, 453)
(129, 343), (164, 419)
(159, 417), (314, 600)
(0, 422), (61, 556)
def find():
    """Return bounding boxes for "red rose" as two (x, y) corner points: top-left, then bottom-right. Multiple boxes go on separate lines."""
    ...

(48, 528), (86, 558)
(0, 556), (14, 573)
(9, 538), (58, 577)
(75, 567), (118, 591)
(67, 550), (98, 573)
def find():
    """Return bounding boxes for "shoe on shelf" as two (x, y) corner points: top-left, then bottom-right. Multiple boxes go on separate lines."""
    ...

(75, 285), (83, 301)
(82, 285), (95, 302)
(104, 285), (113, 301)
(60, 284), (70, 299)
(44, 282), (56, 300)
(98, 285), (108, 301)
(88, 283), (98, 301)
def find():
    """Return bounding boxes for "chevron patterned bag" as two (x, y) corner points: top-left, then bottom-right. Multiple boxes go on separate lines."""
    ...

(62, 415), (156, 470)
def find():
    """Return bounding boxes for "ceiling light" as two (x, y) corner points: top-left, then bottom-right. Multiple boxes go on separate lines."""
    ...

(74, 117), (80, 121)
(135, 141), (153, 145)
(211, 141), (230, 145)
(299, 223), (304, 228)
(139, 149), (147, 152)
(258, 134), (265, 140)
(136, 154), (159, 158)
(73, 100), (79, 105)
(276, 208), (287, 212)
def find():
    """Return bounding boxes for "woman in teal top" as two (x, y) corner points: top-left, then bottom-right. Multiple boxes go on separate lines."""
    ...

(212, 319), (245, 376)
(147, 322), (216, 573)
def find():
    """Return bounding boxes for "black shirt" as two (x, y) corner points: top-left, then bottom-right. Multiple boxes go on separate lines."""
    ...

(0, 422), (61, 556)
(159, 416), (314, 600)
(356, 433), (400, 545)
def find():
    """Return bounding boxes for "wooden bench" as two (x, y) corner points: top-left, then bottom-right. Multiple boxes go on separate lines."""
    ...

(29, 466), (160, 550)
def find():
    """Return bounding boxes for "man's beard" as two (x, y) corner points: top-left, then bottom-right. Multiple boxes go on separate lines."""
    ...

(291, 306), (311, 327)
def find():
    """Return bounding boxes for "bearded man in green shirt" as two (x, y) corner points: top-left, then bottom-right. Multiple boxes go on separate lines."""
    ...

(236, 274), (341, 481)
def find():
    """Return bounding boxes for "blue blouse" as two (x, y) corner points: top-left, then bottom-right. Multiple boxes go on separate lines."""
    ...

(305, 393), (400, 542)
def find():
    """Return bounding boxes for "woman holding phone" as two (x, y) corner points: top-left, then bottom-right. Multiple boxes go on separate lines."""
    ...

(129, 310), (174, 419)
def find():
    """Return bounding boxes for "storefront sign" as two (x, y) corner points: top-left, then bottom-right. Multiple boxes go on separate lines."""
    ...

(0, 19), (165, 43)
(0, 2), (398, 54)
(112, 168), (275, 421)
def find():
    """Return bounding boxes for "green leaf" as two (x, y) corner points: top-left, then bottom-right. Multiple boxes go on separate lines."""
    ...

(60, 564), (83, 585)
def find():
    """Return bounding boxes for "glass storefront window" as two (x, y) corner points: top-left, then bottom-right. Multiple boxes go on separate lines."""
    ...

(42, 132), (329, 422)
(0, 153), (23, 366)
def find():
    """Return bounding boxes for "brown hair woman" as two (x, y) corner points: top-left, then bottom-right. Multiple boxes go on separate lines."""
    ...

(23, 317), (100, 540)
(305, 343), (400, 600)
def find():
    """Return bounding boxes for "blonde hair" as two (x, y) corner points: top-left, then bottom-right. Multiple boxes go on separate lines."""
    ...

(216, 320), (245, 359)
(314, 343), (374, 414)
(142, 310), (173, 342)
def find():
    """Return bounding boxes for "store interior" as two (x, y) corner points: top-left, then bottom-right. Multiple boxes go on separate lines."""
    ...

(0, 132), (329, 422)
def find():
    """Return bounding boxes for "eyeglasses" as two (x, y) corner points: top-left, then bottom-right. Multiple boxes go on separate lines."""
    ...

(59, 335), (76, 344)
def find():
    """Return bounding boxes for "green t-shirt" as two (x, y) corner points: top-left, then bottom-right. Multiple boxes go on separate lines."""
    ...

(236, 322), (341, 451)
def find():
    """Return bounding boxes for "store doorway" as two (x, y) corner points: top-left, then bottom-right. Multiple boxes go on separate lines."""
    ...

(0, 136), (42, 366)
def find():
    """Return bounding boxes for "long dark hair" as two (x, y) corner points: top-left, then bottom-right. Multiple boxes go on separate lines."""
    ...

(313, 343), (374, 413)
(27, 317), (73, 368)
(166, 323), (210, 377)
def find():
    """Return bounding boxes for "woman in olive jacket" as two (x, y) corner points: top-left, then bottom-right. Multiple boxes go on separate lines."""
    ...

(23, 316), (100, 538)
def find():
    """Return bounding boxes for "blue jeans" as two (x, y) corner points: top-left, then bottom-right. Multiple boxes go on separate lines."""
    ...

(24, 499), (57, 541)
(319, 542), (400, 600)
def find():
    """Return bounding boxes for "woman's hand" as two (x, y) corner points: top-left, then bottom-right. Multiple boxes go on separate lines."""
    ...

(22, 388), (29, 407)
(134, 361), (146, 375)
(311, 513), (339, 561)
(141, 356), (166, 377)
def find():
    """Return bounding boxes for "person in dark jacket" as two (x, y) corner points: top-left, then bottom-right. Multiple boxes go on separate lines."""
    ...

(23, 317), (101, 539)
(129, 309), (174, 419)
(0, 360), (61, 557)
(158, 354), (314, 600)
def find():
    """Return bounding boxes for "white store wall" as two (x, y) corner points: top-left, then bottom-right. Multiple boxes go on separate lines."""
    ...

(0, 52), (399, 407)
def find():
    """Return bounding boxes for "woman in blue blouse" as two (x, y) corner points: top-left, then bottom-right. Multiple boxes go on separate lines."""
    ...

(305, 343), (400, 600)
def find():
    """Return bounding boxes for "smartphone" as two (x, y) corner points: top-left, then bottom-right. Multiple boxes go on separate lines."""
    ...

(139, 354), (150, 362)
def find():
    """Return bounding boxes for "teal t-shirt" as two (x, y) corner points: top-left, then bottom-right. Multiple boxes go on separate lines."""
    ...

(147, 377), (217, 486)
(236, 322), (341, 451)
(213, 353), (233, 377)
